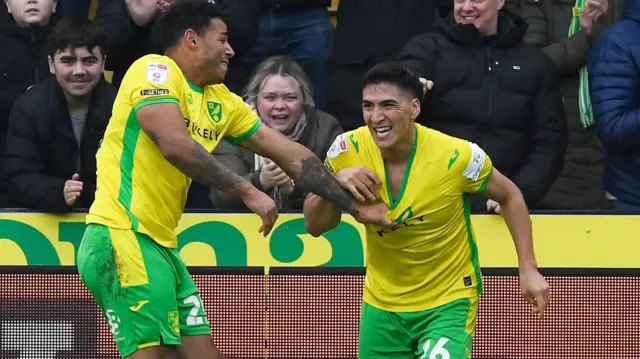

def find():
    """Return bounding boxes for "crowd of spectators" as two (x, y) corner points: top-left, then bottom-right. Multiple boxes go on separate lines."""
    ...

(0, 0), (637, 215)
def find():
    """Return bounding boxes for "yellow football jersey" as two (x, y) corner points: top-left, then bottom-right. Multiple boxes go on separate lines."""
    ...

(324, 124), (494, 312)
(87, 54), (261, 248)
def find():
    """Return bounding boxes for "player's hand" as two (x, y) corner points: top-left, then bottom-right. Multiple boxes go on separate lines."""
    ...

(241, 187), (279, 237)
(486, 199), (502, 215)
(336, 166), (383, 202)
(353, 202), (393, 227)
(64, 173), (83, 206)
(520, 267), (550, 319)
(419, 77), (434, 93)
(260, 159), (292, 190)
(126, 0), (160, 26)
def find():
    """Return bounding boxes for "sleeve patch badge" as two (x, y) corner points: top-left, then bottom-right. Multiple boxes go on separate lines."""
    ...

(140, 89), (170, 96)
(462, 142), (486, 182)
(327, 133), (349, 159)
(146, 62), (169, 85)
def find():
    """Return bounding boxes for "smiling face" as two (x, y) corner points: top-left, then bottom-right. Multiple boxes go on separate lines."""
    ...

(362, 82), (420, 151)
(5, 0), (57, 27)
(257, 74), (304, 134)
(48, 46), (104, 98)
(453, 0), (504, 35)
(193, 17), (235, 85)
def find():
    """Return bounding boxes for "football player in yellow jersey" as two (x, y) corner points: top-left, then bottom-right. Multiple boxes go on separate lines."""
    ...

(76, 1), (391, 359)
(303, 62), (551, 359)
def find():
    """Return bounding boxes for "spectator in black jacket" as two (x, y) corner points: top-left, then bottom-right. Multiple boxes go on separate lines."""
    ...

(327, 0), (441, 132)
(0, 0), (58, 207)
(223, 0), (333, 108)
(4, 18), (116, 213)
(397, 0), (567, 212)
(94, 0), (259, 91)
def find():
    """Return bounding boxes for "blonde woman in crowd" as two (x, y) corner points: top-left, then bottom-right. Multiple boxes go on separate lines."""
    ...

(210, 55), (344, 210)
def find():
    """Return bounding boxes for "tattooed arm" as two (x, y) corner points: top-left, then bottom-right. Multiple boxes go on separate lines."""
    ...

(136, 103), (278, 234)
(239, 125), (354, 209)
(238, 125), (392, 227)
(137, 103), (251, 193)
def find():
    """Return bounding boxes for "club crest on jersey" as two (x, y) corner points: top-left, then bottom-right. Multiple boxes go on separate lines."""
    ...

(327, 133), (349, 159)
(207, 101), (223, 123)
(146, 62), (168, 85)
(168, 311), (180, 335)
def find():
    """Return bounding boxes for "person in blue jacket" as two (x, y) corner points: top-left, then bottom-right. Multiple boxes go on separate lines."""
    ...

(588, 0), (640, 212)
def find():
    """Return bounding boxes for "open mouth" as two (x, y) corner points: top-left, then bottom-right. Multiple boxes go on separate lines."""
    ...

(462, 15), (479, 20)
(271, 115), (289, 122)
(373, 126), (393, 141)
(374, 126), (392, 135)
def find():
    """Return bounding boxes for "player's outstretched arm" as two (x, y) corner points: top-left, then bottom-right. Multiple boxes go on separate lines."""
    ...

(136, 103), (278, 235)
(239, 125), (392, 228)
(303, 193), (342, 237)
(483, 168), (550, 318)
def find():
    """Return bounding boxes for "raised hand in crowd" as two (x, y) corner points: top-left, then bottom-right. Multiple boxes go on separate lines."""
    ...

(125, 0), (164, 27)
(126, 0), (158, 26)
(419, 77), (434, 94)
(64, 174), (83, 206)
(581, 0), (609, 33)
(158, 0), (172, 12)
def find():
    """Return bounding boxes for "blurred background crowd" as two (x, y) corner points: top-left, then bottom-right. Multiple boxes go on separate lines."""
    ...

(0, 0), (638, 214)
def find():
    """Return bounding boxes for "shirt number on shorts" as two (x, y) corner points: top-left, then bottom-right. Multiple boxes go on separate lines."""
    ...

(183, 295), (205, 326)
(420, 337), (450, 359)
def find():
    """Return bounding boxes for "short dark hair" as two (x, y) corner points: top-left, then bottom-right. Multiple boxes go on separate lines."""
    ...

(362, 62), (424, 101)
(48, 18), (106, 58)
(158, 0), (225, 53)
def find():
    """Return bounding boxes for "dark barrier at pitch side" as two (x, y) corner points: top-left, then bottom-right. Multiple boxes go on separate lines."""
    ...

(0, 266), (639, 359)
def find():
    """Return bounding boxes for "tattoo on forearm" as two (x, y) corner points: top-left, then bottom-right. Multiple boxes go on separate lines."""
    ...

(171, 140), (250, 194)
(298, 156), (355, 214)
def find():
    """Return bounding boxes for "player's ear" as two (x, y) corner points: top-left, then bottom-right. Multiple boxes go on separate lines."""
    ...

(184, 29), (198, 49)
(410, 98), (421, 120)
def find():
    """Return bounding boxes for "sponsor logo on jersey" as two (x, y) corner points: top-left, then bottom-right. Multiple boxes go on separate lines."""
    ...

(129, 300), (149, 312)
(376, 206), (424, 237)
(184, 118), (220, 141)
(395, 207), (414, 225)
(339, 138), (347, 151)
(140, 89), (169, 96)
(146, 62), (169, 85)
(349, 133), (359, 153)
(448, 149), (460, 170)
